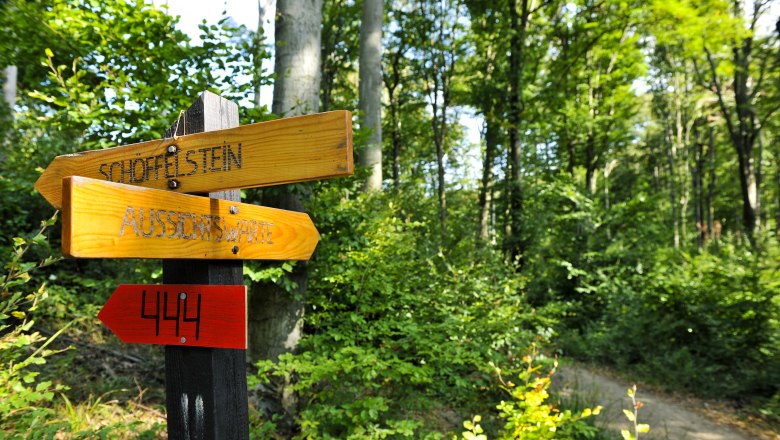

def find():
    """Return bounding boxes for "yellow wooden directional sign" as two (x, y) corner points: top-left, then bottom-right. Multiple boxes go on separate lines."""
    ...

(62, 176), (319, 260)
(36, 111), (353, 209)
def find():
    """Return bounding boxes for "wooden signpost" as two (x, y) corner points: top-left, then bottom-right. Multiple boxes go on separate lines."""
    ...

(62, 176), (319, 260)
(99, 284), (247, 349)
(35, 110), (353, 209)
(36, 91), (354, 439)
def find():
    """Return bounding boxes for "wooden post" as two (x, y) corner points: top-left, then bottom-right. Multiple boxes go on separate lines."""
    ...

(163, 92), (249, 439)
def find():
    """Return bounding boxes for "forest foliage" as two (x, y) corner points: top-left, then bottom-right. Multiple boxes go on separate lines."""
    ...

(1, 0), (779, 438)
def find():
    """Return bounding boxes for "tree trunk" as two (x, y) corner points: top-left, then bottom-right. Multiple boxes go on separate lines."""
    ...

(254, 1), (267, 108)
(478, 116), (497, 243)
(775, 139), (780, 239)
(706, 125), (716, 240)
(432, 92), (447, 241)
(704, 23), (761, 240)
(2, 66), (16, 112)
(359, 0), (383, 192)
(506, 0), (528, 263)
(384, 45), (404, 189)
(666, 123), (680, 249)
(249, 0), (322, 434)
(693, 131), (705, 249)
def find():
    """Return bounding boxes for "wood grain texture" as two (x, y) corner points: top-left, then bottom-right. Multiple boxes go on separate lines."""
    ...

(163, 91), (248, 440)
(61, 176), (319, 260)
(35, 109), (353, 208)
(98, 284), (247, 349)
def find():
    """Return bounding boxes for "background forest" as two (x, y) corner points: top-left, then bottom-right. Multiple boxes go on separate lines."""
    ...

(1, 0), (779, 438)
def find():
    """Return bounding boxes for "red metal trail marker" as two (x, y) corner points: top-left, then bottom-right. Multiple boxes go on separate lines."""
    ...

(98, 284), (247, 350)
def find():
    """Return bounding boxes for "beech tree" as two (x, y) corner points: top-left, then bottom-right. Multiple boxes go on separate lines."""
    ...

(359, 0), (383, 191)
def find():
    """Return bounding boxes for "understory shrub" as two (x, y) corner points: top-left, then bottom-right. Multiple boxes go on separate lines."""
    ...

(249, 186), (557, 438)
(564, 239), (780, 400)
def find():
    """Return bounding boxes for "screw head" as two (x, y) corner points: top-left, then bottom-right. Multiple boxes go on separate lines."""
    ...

(168, 179), (179, 189)
(232, 246), (239, 254)
(180, 337), (186, 343)
(229, 206), (238, 215)
(179, 292), (187, 300)
(167, 145), (178, 154)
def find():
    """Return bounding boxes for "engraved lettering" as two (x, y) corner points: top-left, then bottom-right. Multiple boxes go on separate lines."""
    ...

(227, 144), (241, 170)
(109, 161), (121, 182)
(154, 154), (163, 180)
(119, 206), (139, 237)
(99, 163), (109, 180)
(167, 211), (179, 238)
(191, 213), (205, 241)
(265, 222), (274, 244)
(179, 213), (192, 240)
(249, 220), (258, 243)
(139, 208), (154, 238)
(213, 215), (223, 242)
(198, 148), (209, 173)
(210, 146), (222, 172)
(155, 209), (167, 238)
(201, 215), (212, 241)
(164, 154), (174, 178)
(118, 204), (278, 247)
(185, 150), (199, 176)
(225, 220), (239, 242)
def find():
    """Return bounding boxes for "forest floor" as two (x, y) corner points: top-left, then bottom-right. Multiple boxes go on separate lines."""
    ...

(556, 363), (779, 440)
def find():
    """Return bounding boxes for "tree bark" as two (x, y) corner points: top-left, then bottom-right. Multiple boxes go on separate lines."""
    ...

(359, 0), (383, 191)
(2, 66), (16, 112)
(703, 22), (761, 240)
(706, 124), (716, 240)
(249, 0), (322, 434)
(383, 38), (405, 189)
(506, 0), (528, 263)
(478, 115), (497, 243)
(254, 1), (267, 108)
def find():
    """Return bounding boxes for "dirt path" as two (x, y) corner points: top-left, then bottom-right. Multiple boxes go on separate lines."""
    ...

(555, 364), (761, 440)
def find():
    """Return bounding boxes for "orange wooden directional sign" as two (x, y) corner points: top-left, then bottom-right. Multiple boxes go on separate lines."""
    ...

(36, 110), (353, 209)
(62, 176), (319, 260)
(99, 284), (246, 349)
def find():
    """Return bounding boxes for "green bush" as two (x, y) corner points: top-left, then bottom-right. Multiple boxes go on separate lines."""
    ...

(0, 214), (68, 437)
(564, 239), (780, 400)
(249, 186), (555, 438)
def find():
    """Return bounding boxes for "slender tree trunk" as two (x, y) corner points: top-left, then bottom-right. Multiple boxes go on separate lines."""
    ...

(478, 116), (497, 243)
(2, 66), (15, 112)
(666, 123), (680, 249)
(706, 125), (716, 239)
(585, 133), (597, 196)
(249, 0), (322, 434)
(775, 139), (780, 239)
(383, 46), (404, 189)
(1, 66), (16, 162)
(359, 0), (383, 191)
(432, 94), (447, 241)
(694, 134), (705, 249)
(254, 1), (267, 108)
(506, 0), (528, 263)
(390, 93), (401, 189)
(704, 27), (761, 240)
(757, 128), (764, 228)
